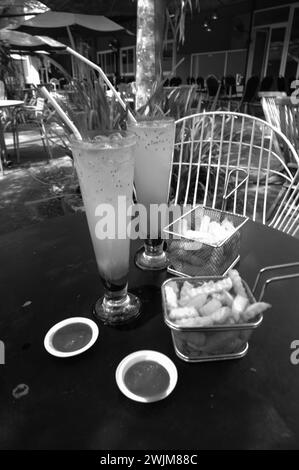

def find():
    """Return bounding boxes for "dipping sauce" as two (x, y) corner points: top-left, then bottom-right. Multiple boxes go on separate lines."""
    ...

(124, 360), (170, 398)
(52, 323), (92, 352)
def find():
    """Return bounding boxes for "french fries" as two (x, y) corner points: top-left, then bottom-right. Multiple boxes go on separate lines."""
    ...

(167, 269), (270, 327)
(179, 214), (236, 245)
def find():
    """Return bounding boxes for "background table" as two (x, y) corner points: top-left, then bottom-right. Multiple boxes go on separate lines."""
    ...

(1, 213), (299, 450)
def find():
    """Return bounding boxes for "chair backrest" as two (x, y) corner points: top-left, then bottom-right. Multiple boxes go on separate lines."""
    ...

(270, 172), (299, 236)
(35, 97), (45, 112)
(276, 96), (299, 158)
(223, 75), (236, 96)
(259, 91), (287, 129)
(259, 93), (298, 166)
(206, 75), (219, 97)
(260, 76), (274, 92)
(277, 76), (286, 92)
(171, 111), (299, 226)
(0, 80), (6, 100)
(242, 76), (260, 103)
(50, 78), (60, 91)
(196, 77), (204, 89)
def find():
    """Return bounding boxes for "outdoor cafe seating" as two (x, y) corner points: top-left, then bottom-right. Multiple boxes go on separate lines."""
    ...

(1, 0), (299, 453)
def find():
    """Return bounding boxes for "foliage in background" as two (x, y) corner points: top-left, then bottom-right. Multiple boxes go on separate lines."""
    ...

(135, 0), (200, 110)
(167, 0), (200, 44)
(36, 55), (128, 154)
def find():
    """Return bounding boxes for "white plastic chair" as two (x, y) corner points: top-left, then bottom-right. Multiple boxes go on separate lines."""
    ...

(270, 171), (299, 237)
(171, 111), (299, 226)
(259, 91), (287, 130)
(14, 97), (53, 162)
(276, 96), (299, 167)
(0, 80), (6, 100)
(50, 78), (60, 92)
(260, 94), (299, 168)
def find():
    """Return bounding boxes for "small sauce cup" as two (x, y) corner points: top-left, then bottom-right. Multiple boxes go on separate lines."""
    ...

(44, 317), (99, 358)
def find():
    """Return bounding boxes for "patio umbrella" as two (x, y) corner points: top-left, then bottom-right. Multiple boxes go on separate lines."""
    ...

(0, 28), (66, 51)
(18, 10), (127, 75)
(20, 10), (125, 46)
(0, 0), (49, 30)
(20, 11), (124, 32)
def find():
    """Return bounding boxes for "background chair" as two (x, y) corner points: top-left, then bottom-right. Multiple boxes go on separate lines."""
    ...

(49, 78), (60, 92)
(205, 75), (221, 112)
(206, 75), (219, 97)
(13, 97), (54, 162)
(221, 76), (260, 114)
(0, 80), (6, 99)
(276, 96), (299, 168)
(260, 76), (274, 92)
(277, 76), (286, 93)
(239, 76), (260, 114)
(259, 91), (287, 129)
(196, 76), (204, 90)
(259, 93), (298, 170)
(270, 171), (299, 237)
(171, 111), (299, 227)
(224, 75), (237, 97)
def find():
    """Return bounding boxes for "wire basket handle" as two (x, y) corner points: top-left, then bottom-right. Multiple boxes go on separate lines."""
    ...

(252, 262), (299, 301)
(221, 168), (249, 212)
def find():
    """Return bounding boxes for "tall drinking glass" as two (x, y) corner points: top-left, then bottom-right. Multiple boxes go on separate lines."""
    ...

(71, 131), (140, 325)
(128, 118), (175, 270)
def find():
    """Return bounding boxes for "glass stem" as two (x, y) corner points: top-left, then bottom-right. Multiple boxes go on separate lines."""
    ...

(144, 238), (165, 257)
(103, 284), (129, 308)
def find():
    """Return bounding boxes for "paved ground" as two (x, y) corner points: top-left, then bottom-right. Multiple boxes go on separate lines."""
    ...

(0, 129), (83, 236)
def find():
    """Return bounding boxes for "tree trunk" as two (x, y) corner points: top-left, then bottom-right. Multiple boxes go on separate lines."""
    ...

(135, 0), (166, 111)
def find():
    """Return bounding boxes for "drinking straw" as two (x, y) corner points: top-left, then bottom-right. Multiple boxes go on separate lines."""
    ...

(65, 47), (137, 123)
(36, 36), (137, 123)
(40, 86), (82, 140)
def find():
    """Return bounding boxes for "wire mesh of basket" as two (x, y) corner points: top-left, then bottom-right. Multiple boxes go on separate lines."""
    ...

(164, 205), (248, 277)
(161, 262), (299, 362)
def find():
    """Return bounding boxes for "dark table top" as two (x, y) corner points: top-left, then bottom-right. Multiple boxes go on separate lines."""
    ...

(1, 213), (299, 450)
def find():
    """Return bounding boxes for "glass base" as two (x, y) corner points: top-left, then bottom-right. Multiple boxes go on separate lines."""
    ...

(135, 246), (169, 271)
(93, 292), (141, 326)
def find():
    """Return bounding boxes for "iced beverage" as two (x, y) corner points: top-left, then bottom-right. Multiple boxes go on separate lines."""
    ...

(128, 119), (175, 213)
(71, 131), (140, 324)
(128, 119), (175, 270)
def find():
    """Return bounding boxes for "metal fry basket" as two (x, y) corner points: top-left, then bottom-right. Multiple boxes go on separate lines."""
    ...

(164, 205), (248, 277)
(161, 262), (299, 362)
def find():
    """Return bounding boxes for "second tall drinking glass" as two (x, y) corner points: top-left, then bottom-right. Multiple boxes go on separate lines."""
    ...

(128, 118), (175, 270)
